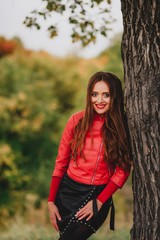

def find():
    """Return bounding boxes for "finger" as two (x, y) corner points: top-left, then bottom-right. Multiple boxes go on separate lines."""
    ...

(55, 210), (62, 221)
(76, 208), (88, 218)
(50, 216), (59, 232)
(50, 212), (59, 230)
(54, 210), (62, 231)
(50, 216), (56, 229)
(78, 214), (87, 220)
(78, 211), (92, 220)
(54, 220), (59, 232)
(76, 205), (89, 216)
(78, 214), (92, 220)
(75, 209), (84, 217)
(86, 213), (93, 221)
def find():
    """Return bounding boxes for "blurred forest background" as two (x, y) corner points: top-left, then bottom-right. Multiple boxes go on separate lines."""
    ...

(0, 34), (132, 240)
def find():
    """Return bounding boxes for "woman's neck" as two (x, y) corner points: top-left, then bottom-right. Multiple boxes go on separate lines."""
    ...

(94, 112), (105, 121)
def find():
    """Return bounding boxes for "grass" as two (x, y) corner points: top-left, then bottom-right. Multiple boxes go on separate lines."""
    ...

(0, 216), (131, 240)
(0, 185), (132, 240)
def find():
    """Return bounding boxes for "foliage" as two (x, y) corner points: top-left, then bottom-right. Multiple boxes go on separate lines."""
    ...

(0, 224), (130, 240)
(0, 37), (16, 58)
(0, 37), (83, 209)
(0, 34), (133, 239)
(0, 35), (125, 225)
(24, 0), (114, 46)
(99, 33), (124, 81)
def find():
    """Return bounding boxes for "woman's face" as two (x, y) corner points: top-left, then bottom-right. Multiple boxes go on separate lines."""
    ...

(91, 81), (110, 115)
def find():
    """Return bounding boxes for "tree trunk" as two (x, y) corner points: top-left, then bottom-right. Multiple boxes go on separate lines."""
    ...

(121, 0), (160, 239)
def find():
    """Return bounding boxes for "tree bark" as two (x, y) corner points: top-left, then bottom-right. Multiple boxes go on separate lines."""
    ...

(121, 0), (160, 239)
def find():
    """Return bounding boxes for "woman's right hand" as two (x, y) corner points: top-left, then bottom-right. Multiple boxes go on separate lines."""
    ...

(48, 201), (61, 232)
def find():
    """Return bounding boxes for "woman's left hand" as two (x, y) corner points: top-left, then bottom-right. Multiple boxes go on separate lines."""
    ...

(75, 199), (103, 221)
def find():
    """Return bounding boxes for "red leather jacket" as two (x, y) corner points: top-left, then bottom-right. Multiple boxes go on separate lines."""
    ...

(52, 111), (130, 187)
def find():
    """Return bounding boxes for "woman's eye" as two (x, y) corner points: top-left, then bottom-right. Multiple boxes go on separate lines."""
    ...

(103, 93), (110, 98)
(92, 92), (97, 97)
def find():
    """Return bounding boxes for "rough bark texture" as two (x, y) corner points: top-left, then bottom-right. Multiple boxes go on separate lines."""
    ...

(121, 0), (160, 239)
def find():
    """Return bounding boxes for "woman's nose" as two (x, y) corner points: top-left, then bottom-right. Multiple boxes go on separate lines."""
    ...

(97, 95), (103, 103)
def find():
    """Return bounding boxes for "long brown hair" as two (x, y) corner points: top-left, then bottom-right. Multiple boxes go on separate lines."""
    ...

(71, 72), (132, 170)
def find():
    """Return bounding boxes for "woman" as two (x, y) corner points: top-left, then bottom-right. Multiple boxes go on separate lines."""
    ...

(48, 72), (132, 240)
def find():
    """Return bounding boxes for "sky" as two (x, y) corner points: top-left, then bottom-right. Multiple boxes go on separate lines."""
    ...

(0, 0), (123, 58)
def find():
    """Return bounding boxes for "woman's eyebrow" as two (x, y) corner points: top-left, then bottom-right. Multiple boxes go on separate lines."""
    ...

(92, 91), (110, 93)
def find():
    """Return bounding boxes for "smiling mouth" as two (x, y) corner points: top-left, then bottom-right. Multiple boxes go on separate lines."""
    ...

(95, 104), (106, 109)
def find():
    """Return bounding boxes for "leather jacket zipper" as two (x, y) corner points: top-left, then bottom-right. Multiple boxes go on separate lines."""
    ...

(91, 141), (103, 184)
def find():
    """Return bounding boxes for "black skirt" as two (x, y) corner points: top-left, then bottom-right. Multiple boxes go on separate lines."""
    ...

(55, 174), (115, 240)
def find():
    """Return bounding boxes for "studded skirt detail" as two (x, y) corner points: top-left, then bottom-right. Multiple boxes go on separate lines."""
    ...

(55, 175), (114, 240)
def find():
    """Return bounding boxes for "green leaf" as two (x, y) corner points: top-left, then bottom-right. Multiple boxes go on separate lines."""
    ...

(48, 25), (58, 38)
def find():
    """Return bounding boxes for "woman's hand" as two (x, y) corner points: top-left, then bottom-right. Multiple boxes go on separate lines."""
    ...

(48, 202), (61, 232)
(75, 199), (103, 221)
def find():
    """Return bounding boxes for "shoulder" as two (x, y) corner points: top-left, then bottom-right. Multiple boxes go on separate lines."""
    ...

(68, 110), (84, 126)
(71, 110), (84, 121)
(64, 110), (84, 131)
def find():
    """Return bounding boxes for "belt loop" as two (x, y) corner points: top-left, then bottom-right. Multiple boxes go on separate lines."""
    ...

(110, 199), (115, 230)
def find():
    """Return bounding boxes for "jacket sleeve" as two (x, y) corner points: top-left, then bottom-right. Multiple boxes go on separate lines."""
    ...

(109, 166), (130, 188)
(52, 114), (75, 178)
